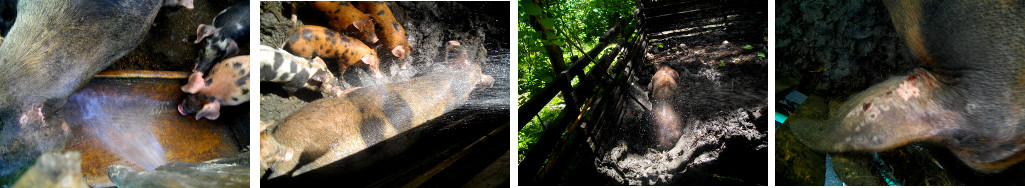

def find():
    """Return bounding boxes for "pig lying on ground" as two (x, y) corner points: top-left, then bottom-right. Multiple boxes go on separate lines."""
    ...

(0, 0), (190, 183)
(262, 40), (491, 178)
(180, 55), (250, 120)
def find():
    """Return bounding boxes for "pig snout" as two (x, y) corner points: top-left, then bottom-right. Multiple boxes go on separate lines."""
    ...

(177, 104), (187, 116)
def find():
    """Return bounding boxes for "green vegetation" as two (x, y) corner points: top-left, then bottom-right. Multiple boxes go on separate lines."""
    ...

(517, 0), (635, 162)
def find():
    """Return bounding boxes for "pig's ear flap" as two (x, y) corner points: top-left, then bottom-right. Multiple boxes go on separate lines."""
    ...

(194, 24), (215, 44)
(391, 46), (408, 60)
(196, 101), (221, 120)
(224, 40), (239, 58)
(181, 73), (206, 94)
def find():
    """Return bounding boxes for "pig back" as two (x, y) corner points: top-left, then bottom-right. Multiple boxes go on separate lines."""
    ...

(0, 0), (161, 108)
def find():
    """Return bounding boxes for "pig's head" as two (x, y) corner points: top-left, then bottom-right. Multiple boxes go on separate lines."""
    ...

(178, 94), (221, 121)
(359, 53), (383, 78)
(195, 35), (239, 74)
(354, 16), (379, 44)
(179, 74), (221, 120)
(391, 43), (413, 60)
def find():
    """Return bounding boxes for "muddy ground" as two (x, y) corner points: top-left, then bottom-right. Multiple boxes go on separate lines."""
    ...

(259, 1), (510, 186)
(569, 2), (768, 185)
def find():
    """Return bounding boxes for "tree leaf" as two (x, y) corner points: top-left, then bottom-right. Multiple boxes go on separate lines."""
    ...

(540, 18), (556, 29)
(522, 1), (543, 16)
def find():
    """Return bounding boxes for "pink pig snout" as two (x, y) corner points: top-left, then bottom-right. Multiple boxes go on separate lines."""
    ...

(178, 104), (187, 116)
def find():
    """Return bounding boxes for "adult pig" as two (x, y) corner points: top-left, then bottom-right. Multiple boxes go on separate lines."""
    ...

(180, 55), (250, 120)
(194, 1), (250, 75)
(0, 0), (190, 183)
(789, 1), (1025, 173)
(263, 40), (492, 178)
(648, 65), (681, 149)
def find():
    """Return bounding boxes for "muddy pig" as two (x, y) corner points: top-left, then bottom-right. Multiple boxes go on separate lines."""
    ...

(193, 1), (249, 76)
(311, 1), (378, 44)
(263, 40), (492, 178)
(0, 0), (190, 183)
(648, 65), (681, 149)
(789, 1), (1025, 172)
(356, 2), (413, 63)
(179, 55), (250, 120)
(258, 45), (343, 97)
(281, 25), (382, 78)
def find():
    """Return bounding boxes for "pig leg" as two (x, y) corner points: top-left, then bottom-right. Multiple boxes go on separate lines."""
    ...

(790, 70), (962, 152)
(195, 100), (221, 120)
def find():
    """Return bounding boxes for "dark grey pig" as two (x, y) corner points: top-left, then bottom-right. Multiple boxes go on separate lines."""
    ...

(193, 1), (249, 76)
(0, 0), (191, 184)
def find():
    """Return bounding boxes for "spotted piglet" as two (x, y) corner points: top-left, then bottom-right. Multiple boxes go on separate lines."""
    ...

(179, 55), (250, 120)
(194, 1), (250, 75)
(356, 2), (413, 64)
(258, 45), (344, 97)
(311, 1), (378, 44)
(281, 25), (382, 78)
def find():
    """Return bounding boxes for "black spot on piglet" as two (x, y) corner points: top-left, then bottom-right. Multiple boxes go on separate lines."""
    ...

(301, 29), (313, 40)
(235, 74), (249, 86)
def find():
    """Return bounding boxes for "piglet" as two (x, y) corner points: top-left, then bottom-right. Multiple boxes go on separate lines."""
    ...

(194, 1), (249, 75)
(356, 2), (413, 63)
(281, 25), (382, 79)
(311, 1), (378, 44)
(179, 55), (250, 120)
(258, 45), (343, 97)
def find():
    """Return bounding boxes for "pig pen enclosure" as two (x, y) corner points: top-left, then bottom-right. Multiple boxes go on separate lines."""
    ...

(259, 2), (511, 187)
(0, 0), (250, 187)
(518, 0), (767, 185)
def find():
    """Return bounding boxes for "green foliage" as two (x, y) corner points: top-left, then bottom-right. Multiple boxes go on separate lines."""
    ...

(517, 0), (635, 161)
(743, 44), (754, 50)
(757, 52), (766, 58)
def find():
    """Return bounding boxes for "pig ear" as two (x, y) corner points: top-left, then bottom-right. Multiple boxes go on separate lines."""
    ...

(353, 16), (369, 31)
(194, 24), (215, 44)
(360, 54), (377, 66)
(224, 40), (239, 58)
(181, 73), (206, 94)
(391, 46), (407, 60)
(196, 101), (221, 120)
